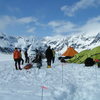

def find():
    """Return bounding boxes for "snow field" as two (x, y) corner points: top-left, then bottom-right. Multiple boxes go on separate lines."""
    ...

(0, 57), (100, 100)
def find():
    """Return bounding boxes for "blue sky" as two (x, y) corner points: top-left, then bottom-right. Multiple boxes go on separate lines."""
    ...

(0, 0), (100, 37)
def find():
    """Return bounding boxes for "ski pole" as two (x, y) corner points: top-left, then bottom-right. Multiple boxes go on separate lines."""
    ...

(41, 86), (48, 100)
(62, 63), (64, 84)
(41, 88), (43, 100)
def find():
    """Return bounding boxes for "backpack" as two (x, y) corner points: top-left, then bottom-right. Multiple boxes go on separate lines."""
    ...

(84, 57), (95, 66)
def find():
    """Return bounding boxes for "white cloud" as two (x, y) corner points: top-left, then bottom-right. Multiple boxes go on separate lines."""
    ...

(48, 21), (63, 27)
(48, 21), (76, 34)
(48, 16), (100, 35)
(1, 15), (100, 36)
(0, 16), (16, 30)
(61, 0), (100, 16)
(0, 15), (38, 30)
(78, 16), (100, 34)
(27, 27), (36, 33)
(17, 17), (38, 24)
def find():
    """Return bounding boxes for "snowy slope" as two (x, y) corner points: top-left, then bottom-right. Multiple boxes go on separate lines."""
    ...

(0, 54), (100, 100)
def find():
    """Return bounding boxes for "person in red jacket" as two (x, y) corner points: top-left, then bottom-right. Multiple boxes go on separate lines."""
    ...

(13, 48), (22, 70)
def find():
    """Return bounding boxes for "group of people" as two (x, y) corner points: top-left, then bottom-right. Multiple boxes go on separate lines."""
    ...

(13, 48), (29, 70)
(13, 46), (55, 70)
(33, 46), (55, 69)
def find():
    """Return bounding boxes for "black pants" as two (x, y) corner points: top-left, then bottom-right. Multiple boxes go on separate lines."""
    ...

(20, 58), (24, 65)
(47, 58), (52, 66)
(37, 61), (42, 69)
(52, 57), (55, 63)
(25, 57), (29, 63)
(14, 59), (21, 70)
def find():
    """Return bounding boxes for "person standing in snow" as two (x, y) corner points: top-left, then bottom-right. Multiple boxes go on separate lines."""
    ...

(35, 49), (42, 69)
(45, 46), (53, 68)
(19, 49), (24, 65)
(52, 48), (55, 63)
(13, 48), (22, 70)
(24, 49), (29, 63)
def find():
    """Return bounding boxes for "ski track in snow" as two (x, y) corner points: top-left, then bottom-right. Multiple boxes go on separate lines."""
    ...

(0, 58), (100, 100)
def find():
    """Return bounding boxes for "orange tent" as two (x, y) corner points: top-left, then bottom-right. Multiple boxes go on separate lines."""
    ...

(62, 47), (78, 57)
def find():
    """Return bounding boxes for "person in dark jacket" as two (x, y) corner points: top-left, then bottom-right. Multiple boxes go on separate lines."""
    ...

(35, 49), (42, 69)
(24, 50), (29, 63)
(45, 46), (53, 67)
(32, 49), (42, 69)
(52, 48), (55, 63)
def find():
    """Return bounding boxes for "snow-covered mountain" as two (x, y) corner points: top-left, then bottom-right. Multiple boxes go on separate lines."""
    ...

(42, 33), (100, 53)
(0, 32), (100, 54)
(0, 32), (17, 53)
(0, 32), (45, 55)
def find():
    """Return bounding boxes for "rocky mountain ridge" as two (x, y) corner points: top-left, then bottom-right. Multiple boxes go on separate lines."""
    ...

(0, 32), (100, 54)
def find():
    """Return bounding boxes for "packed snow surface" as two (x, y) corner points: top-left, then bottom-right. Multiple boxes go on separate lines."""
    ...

(0, 54), (100, 100)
